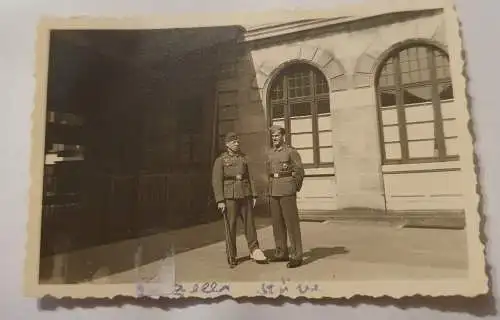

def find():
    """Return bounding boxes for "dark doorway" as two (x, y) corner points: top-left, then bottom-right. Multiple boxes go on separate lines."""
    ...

(40, 27), (245, 260)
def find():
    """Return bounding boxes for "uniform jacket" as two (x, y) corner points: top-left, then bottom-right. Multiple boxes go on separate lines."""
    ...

(212, 151), (258, 203)
(266, 144), (305, 197)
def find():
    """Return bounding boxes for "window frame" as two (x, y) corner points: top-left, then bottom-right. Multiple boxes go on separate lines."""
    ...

(267, 63), (333, 169)
(375, 44), (458, 165)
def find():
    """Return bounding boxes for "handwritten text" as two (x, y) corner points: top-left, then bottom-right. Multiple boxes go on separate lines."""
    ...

(170, 282), (231, 298)
(257, 278), (320, 296)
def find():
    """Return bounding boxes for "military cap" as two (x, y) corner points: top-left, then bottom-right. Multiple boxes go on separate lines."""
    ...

(269, 125), (285, 135)
(224, 132), (239, 143)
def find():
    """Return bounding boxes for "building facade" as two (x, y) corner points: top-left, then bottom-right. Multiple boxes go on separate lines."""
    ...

(214, 9), (465, 226)
(41, 8), (466, 260)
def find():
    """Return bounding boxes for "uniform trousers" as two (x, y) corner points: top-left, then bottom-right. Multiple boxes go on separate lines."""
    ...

(269, 195), (303, 260)
(224, 198), (259, 260)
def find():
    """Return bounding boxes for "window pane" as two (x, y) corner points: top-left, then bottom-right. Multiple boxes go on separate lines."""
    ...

(434, 50), (449, 67)
(443, 119), (458, 137)
(272, 119), (285, 128)
(296, 148), (314, 164)
(291, 133), (313, 148)
(439, 83), (454, 100)
(383, 126), (399, 142)
(406, 122), (435, 140)
(315, 72), (329, 94)
(290, 117), (312, 133)
(419, 69), (431, 82)
(378, 74), (395, 87)
(287, 72), (312, 98)
(405, 104), (434, 123)
(319, 147), (334, 163)
(403, 85), (432, 104)
(271, 104), (284, 119)
(401, 72), (411, 84)
(319, 131), (333, 147)
(400, 61), (409, 72)
(270, 80), (284, 100)
(399, 46), (433, 85)
(381, 57), (395, 72)
(385, 142), (402, 159)
(378, 56), (395, 87)
(441, 101), (455, 118)
(436, 66), (451, 80)
(317, 100), (331, 114)
(317, 115), (331, 131)
(381, 109), (398, 125)
(445, 137), (459, 156)
(290, 102), (312, 117)
(315, 71), (329, 93)
(379, 89), (396, 107)
(408, 140), (436, 158)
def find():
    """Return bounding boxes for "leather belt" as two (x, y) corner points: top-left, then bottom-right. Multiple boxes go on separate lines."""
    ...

(269, 172), (293, 178)
(224, 174), (247, 181)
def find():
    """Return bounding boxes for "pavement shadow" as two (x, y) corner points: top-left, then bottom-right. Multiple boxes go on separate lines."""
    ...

(257, 246), (349, 265)
(302, 246), (349, 265)
(39, 216), (274, 284)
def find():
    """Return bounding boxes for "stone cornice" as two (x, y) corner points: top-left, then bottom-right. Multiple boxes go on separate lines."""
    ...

(242, 8), (443, 44)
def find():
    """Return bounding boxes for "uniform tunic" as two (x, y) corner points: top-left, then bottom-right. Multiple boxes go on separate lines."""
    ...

(266, 144), (305, 196)
(265, 144), (305, 260)
(212, 151), (257, 203)
(211, 151), (259, 261)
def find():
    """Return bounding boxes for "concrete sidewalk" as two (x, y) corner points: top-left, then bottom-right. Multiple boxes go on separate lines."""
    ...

(81, 218), (468, 284)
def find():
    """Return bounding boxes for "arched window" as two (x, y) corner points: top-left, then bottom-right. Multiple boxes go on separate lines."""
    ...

(376, 44), (457, 165)
(268, 63), (333, 168)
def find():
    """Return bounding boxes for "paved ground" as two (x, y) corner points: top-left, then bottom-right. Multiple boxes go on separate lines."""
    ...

(45, 217), (470, 284)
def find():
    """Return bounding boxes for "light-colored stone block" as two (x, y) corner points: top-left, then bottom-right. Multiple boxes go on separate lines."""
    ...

(331, 75), (350, 91)
(258, 61), (276, 76)
(313, 48), (335, 67)
(299, 45), (318, 61)
(432, 22), (447, 46)
(414, 15), (442, 40)
(323, 59), (344, 79)
(353, 73), (372, 88)
(355, 52), (377, 74)
(254, 72), (268, 90)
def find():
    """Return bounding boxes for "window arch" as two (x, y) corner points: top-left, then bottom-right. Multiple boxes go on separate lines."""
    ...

(375, 43), (458, 165)
(268, 63), (333, 168)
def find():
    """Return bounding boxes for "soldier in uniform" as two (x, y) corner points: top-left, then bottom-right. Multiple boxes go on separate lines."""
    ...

(266, 125), (305, 268)
(212, 132), (268, 268)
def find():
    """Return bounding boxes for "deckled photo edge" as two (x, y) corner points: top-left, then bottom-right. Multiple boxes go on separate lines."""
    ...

(24, 20), (51, 298)
(443, 0), (489, 294)
(23, 0), (489, 300)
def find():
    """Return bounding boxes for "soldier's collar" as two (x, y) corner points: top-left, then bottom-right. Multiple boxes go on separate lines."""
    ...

(225, 150), (241, 157)
(273, 144), (286, 151)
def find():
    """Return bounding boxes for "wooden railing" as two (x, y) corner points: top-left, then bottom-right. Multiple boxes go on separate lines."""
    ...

(40, 171), (218, 255)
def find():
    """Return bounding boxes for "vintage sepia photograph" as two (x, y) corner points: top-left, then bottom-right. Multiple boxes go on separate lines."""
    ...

(24, 0), (488, 299)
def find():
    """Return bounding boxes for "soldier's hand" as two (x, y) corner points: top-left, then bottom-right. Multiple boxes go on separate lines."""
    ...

(217, 202), (226, 213)
(252, 198), (257, 208)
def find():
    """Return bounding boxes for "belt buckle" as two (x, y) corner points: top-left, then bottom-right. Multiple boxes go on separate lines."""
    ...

(236, 174), (242, 180)
(273, 173), (279, 178)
